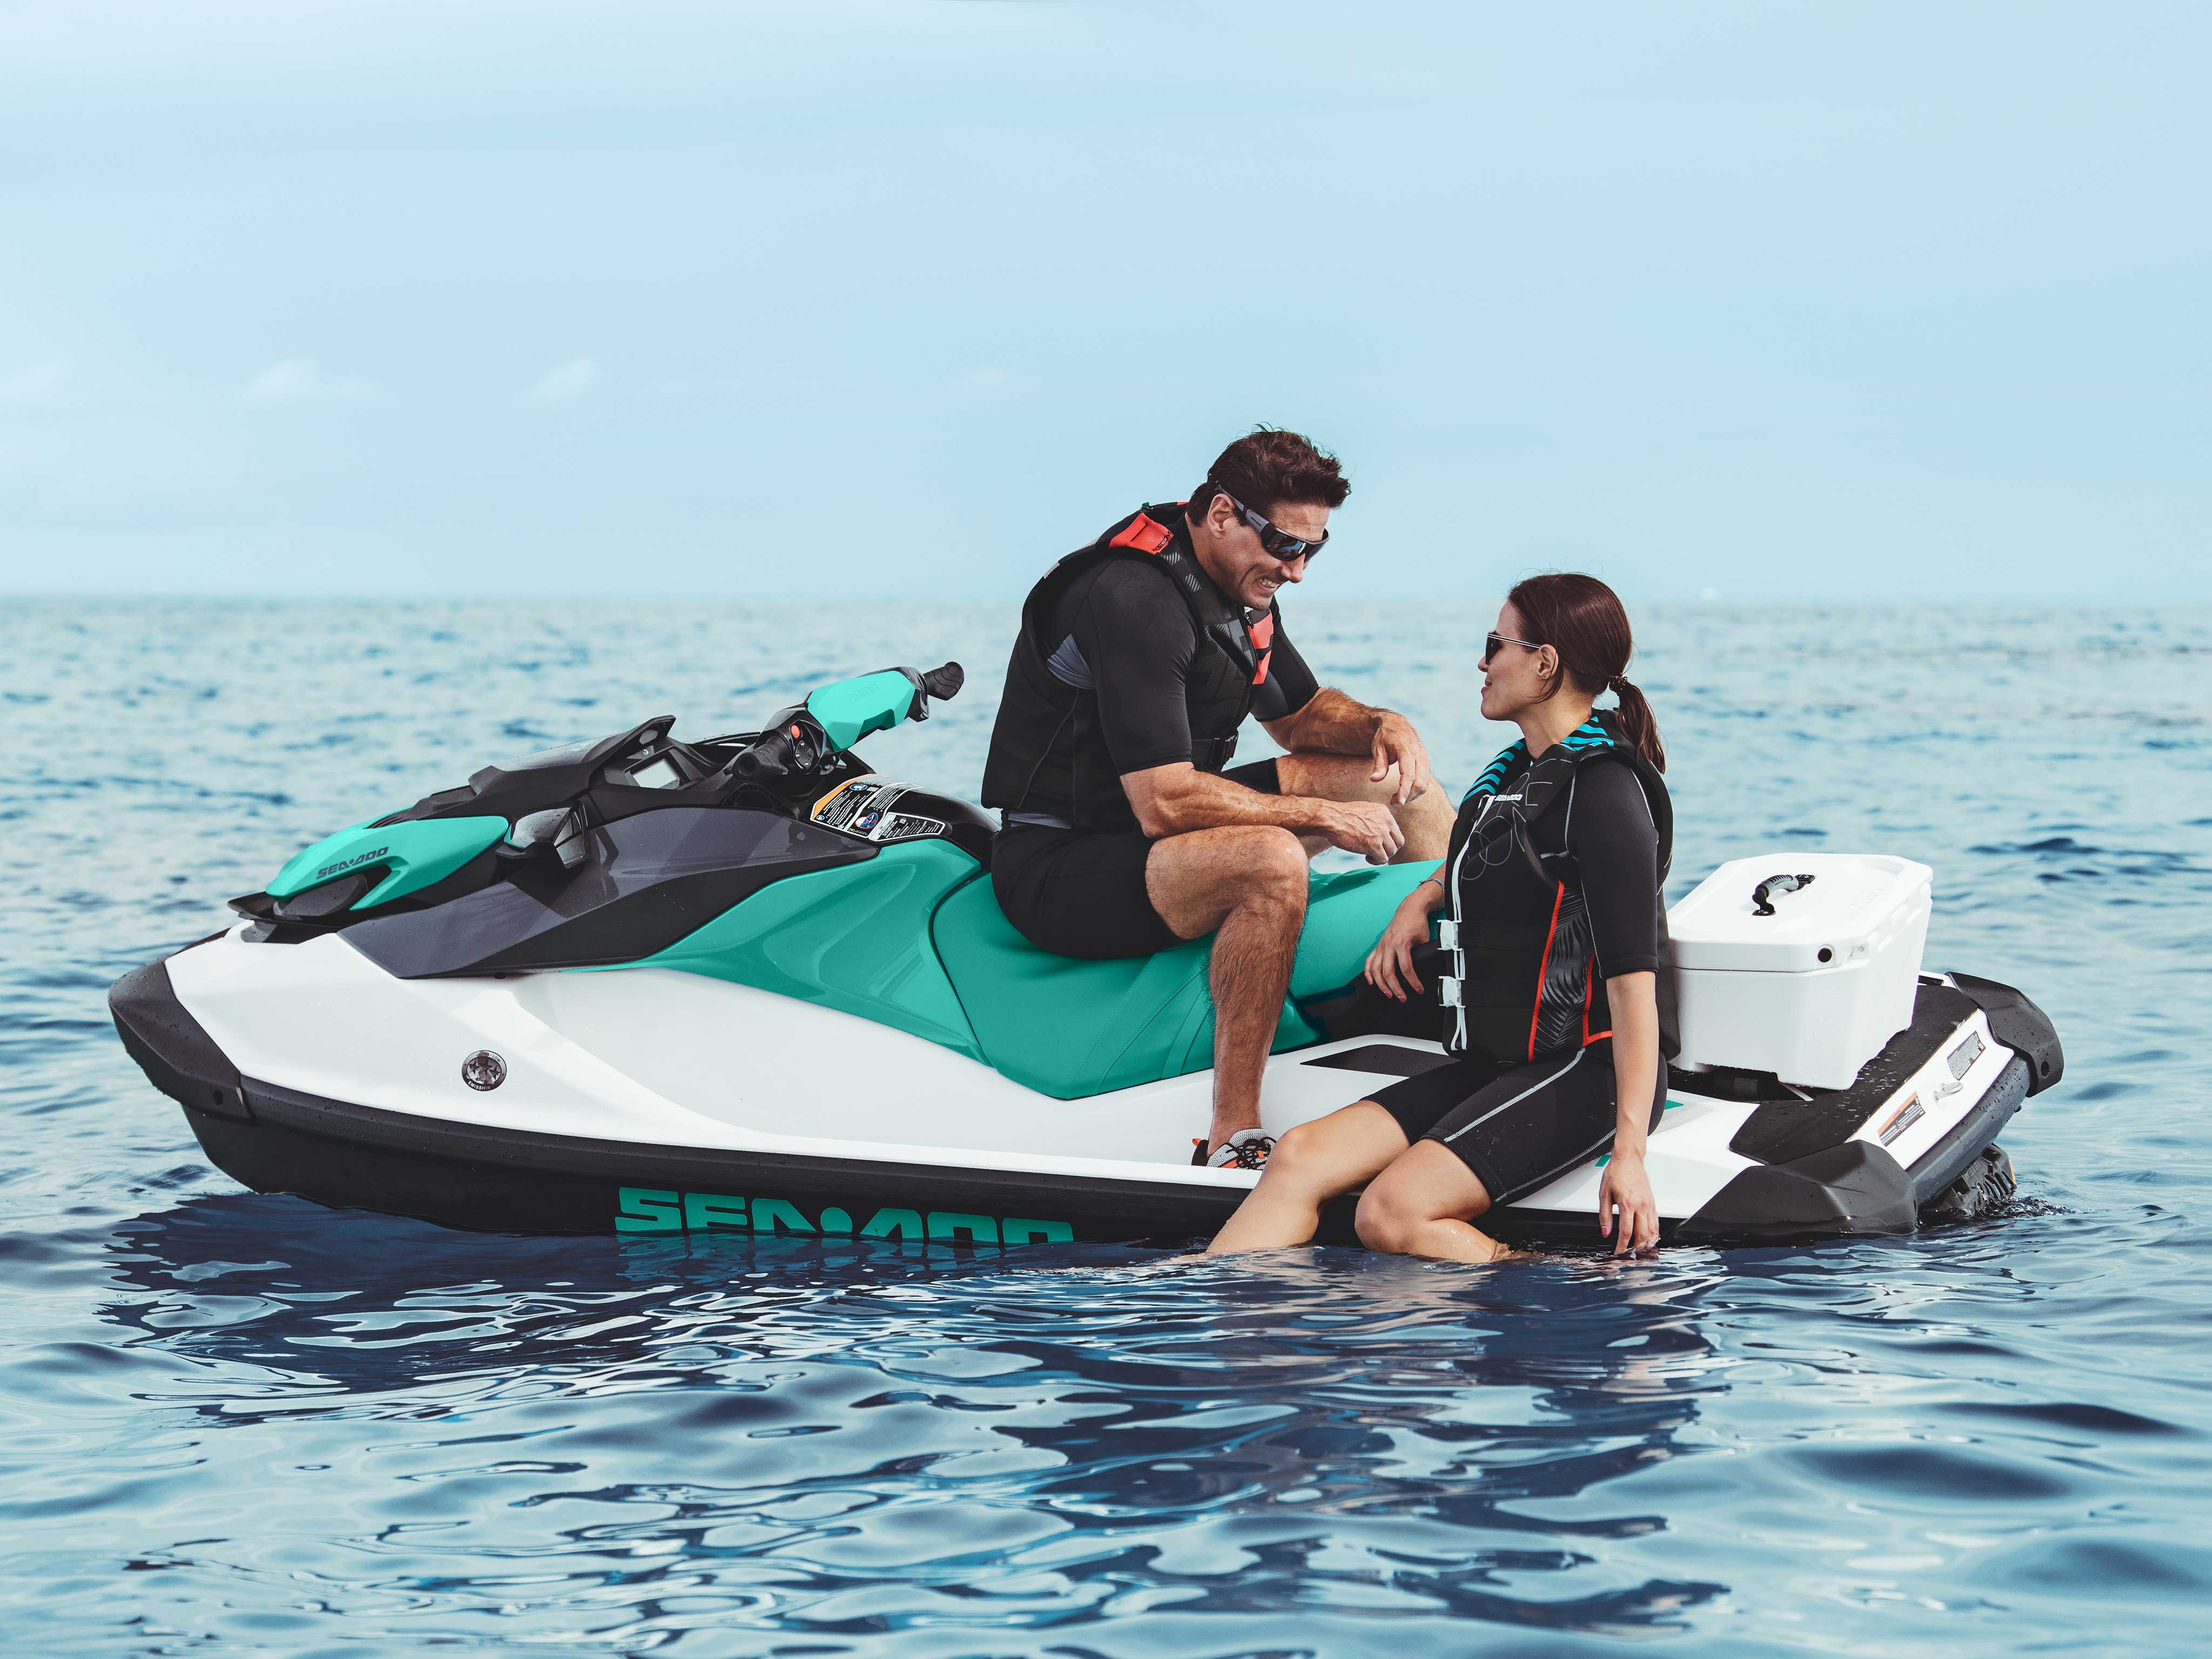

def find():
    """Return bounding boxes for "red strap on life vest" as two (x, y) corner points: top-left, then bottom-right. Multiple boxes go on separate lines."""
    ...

(1107, 507), (1271, 681)
(1107, 511), (1174, 555)
(1529, 882), (1566, 1061)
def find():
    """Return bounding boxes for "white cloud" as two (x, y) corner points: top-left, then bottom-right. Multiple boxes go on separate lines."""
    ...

(532, 358), (598, 400)
(0, 362), (70, 406)
(240, 356), (373, 404)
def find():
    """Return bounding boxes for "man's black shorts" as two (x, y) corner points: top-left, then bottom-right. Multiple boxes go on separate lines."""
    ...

(992, 759), (1280, 960)
(1367, 1038), (1666, 1206)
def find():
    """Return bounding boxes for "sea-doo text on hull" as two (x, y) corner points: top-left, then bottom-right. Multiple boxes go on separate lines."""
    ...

(111, 663), (2062, 1247)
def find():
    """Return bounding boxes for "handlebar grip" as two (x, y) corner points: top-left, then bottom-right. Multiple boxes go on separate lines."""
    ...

(919, 662), (964, 703)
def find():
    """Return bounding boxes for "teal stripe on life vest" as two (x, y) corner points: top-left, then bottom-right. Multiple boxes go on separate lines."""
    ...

(1461, 719), (1615, 804)
(1462, 740), (1527, 804)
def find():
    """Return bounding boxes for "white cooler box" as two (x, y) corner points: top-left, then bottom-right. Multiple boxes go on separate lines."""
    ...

(1668, 853), (1933, 1090)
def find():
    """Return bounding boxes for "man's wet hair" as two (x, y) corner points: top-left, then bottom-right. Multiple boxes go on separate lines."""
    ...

(1189, 428), (1350, 522)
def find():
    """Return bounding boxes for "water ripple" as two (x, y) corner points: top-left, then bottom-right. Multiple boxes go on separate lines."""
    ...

(3, 598), (2210, 1654)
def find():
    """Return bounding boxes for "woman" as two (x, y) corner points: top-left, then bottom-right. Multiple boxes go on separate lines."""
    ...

(1206, 573), (1674, 1263)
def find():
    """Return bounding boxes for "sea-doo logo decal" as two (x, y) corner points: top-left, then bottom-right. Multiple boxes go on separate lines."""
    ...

(461, 1050), (507, 1091)
(615, 1186), (1073, 1245)
(316, 844), (390, 881)
(1876, 1093), (1925, 1147)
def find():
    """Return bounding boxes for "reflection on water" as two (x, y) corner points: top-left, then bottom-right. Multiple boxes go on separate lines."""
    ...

(6, 599), (2211, 1652)
(96, 1194), (1728, 1645)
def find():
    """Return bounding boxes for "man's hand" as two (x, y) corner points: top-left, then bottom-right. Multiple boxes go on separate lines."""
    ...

(1319, 801), (1405, 865)
(1370, 712), (1434, 805)
(1597, 1150), (1660, 1255)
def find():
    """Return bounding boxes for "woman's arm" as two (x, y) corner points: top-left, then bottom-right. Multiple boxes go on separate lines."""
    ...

(1364, 868), (1451, 1001)
(1596, 969), (1661, 1253)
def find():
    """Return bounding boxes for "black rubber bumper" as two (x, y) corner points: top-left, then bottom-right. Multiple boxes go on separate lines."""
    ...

(1678, 1054), (2031, 1244)
(1949, 974), (2064, 1095)
(109, 954), (251, 1123)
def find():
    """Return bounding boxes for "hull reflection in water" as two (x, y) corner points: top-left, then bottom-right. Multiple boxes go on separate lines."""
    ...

(102, 1191), (1732, 1640)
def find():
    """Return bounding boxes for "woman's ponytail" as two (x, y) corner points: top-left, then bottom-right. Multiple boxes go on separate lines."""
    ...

(1507, 574), (1666, 774)
(1608, 675), (1665, 774)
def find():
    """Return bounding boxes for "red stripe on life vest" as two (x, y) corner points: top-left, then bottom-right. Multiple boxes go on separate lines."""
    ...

(1108, 512), (1174, 555)
(1529, 882), (1565, 1061)
(1249, 613), (1276, 684)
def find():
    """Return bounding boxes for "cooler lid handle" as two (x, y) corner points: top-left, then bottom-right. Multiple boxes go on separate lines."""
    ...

(1751, 873), (1816, 917)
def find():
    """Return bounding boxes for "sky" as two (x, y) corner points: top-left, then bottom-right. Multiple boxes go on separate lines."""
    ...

(2, 0), (2206, 601)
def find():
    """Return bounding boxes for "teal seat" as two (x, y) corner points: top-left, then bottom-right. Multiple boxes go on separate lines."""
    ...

(932, 862), (1434, 1100)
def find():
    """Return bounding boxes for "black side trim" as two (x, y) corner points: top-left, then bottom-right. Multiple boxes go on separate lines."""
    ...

(186, 1077), (1245, 1240)
(1678, 1140), (1919, 1243)
(109, 954), (249, 1123)
(1301, 1043), (1456, 1078)
(1947, 973), (2064, 1096)
(1727, 983), (1979, 1163)
(1908, 1055), (2030, 1206)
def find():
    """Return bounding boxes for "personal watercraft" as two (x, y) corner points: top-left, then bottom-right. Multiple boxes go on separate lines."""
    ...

(110, 663), (2062, 1249)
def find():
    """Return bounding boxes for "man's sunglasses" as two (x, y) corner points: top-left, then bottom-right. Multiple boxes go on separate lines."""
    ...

(1216, 488), (1327, 564)
(1482, 630), (1544, 665)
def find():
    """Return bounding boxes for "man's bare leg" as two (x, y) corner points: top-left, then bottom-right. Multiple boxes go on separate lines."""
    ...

(1274, 753), (1453, 862)
(1146, 825), (1310, 1151)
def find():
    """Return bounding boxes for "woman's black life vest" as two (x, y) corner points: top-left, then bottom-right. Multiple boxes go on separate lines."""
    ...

(1439, 712), (1680, 1067)
(981, 503), (1277, 835)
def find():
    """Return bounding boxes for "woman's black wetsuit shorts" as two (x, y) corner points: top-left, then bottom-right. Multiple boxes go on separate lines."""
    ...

(1367, 1038), (1666, 1206)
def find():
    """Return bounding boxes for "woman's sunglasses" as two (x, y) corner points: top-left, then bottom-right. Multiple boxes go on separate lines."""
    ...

(1217, 489), (1327, 564)
(1482, 631), (1544, 665)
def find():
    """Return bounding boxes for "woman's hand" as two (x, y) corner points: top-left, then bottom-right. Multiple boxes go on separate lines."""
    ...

(1364, 887), (1435, 1002)
(1597, 1150), (1660, 1255)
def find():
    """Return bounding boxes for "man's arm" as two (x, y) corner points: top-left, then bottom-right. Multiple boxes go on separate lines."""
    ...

(1122, 763), (1405, 862)
(1261, 687), (1435, 805)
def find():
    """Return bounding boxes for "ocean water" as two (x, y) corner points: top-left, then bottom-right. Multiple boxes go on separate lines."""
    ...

(4, 596), (2209, 1656)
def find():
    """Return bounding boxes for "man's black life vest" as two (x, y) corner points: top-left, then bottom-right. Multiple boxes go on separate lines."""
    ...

(1441, 713), (1680, 1067)
(981, 503), (1277, 835)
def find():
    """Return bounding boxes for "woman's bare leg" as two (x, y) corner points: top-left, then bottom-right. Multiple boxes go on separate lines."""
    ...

(1205, 1102), (1410, 1254)
(1354, 1141), (1515, 1264)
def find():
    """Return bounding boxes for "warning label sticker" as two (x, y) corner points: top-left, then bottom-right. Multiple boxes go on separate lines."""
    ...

(811, 779), (945, 844)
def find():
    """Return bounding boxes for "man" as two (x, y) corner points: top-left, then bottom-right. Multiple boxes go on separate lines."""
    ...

(981, 429), (1453, 1168)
